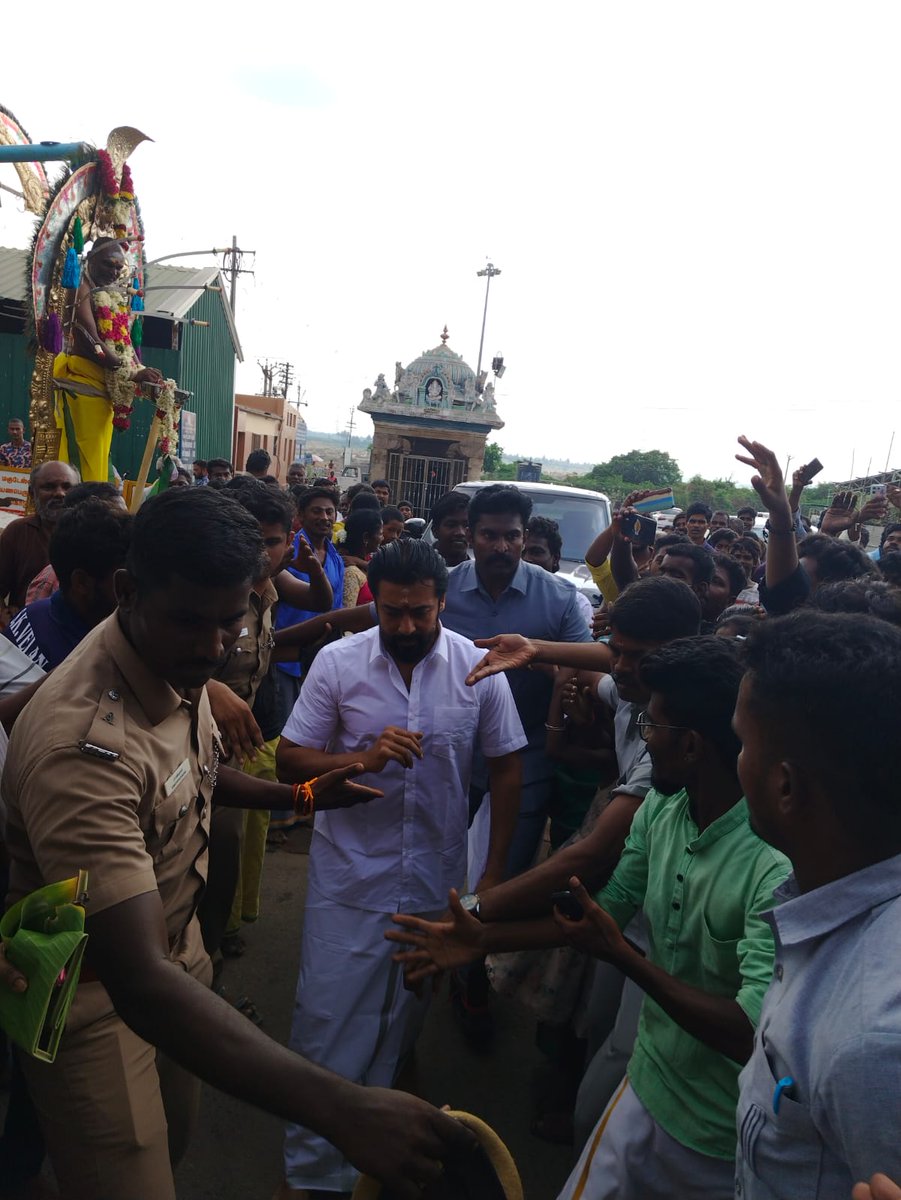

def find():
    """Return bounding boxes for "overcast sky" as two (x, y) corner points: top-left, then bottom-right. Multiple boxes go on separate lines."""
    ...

(2, 2), (900, 482)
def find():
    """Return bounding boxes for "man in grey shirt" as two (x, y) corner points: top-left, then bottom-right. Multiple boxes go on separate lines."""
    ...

(734, 610), (901, 1199)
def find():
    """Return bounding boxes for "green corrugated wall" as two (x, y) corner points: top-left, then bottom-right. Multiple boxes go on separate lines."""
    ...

(173, 287), (236, 463)
(0, 332), (32, 423)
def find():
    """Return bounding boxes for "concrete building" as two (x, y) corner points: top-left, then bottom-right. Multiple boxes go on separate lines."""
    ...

(233, 392), (302, 481)
(359, 328), (503, 516)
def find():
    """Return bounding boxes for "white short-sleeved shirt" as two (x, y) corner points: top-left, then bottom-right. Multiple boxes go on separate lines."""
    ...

(282, 624), (527, 911)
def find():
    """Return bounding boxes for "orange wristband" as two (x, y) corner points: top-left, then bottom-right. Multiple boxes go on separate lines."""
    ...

(292, 778), (317, 818)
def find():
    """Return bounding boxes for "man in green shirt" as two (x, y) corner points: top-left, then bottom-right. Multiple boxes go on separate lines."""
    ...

(389, 636), (790, 1199)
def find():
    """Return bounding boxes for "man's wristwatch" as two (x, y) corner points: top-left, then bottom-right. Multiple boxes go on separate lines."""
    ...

(458, 893), (482, 921)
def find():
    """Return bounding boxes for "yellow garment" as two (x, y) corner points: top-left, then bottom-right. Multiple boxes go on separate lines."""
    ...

(588, 559), (619, 605)
(53, 353), (114, 483)
(226, 736), (278, 934)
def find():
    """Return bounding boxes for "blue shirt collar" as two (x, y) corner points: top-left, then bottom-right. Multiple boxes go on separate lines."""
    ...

(768, 852), (901, 945)
(457, 558), (530, 597)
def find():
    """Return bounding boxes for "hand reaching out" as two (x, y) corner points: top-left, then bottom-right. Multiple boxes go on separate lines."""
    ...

(465, 634), (536, 685)
(736, 436), (789, 515)
(312, 763), (384, 811)
(385, 889), (485, 984)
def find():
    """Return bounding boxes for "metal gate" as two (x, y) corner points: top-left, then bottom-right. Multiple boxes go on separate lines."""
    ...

(386, 452), (465, 519)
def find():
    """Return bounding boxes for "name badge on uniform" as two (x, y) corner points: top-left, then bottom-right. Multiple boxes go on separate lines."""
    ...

(164, 758), (191, 796)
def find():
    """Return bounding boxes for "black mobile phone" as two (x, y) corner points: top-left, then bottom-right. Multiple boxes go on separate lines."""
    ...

(551, 890), (584, 921)
(619, 512), (657, 548)
(799, 458), (824, 485)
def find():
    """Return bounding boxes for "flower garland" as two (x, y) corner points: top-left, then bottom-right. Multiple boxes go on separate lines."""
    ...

(153, 378), (181, 458)
(92, 286), (139, 430)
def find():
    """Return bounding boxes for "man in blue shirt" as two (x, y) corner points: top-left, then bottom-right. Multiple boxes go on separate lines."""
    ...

(439, 484), (589, 1044)
(442, 484), (591, 875)
(5, 500), (132, 670)
(272, 487), (345, 717)
(735, 611), (901, 1199)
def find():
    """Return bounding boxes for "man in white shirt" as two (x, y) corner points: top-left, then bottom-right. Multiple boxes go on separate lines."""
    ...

(274, 538), (526, 1198)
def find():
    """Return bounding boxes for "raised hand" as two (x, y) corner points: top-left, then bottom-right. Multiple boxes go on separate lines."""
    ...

(736, 436), (790, 515)
(552, 877), (628, 963)
(561, 673), (596, 727)
(819, 491), (860, 536)
(386, 889), (485, 982)
(465, 634), (536, 685)
(288, 536), (324, 576)
(859, 495), (889, 525)
(311, 763), (384, 811)
(886, 484), (901, 511)
(363, 726), (424, 772)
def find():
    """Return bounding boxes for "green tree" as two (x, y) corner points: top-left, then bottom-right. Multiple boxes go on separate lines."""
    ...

(482, 442), (504, 474)
(598, 450), (683, 487)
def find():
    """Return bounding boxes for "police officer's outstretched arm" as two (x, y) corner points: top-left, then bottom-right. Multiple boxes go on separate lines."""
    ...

(85, 891), (472, 1197)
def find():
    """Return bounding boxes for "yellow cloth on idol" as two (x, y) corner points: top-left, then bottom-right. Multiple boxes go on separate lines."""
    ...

(53, 353), (114, 483)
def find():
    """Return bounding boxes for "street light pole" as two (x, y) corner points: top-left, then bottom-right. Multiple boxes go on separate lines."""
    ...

(475, 262), (501, 392)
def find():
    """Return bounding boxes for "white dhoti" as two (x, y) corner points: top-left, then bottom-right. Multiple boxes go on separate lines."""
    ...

(283, 882), (440, 1192)
(558, 1079), (735, 1200)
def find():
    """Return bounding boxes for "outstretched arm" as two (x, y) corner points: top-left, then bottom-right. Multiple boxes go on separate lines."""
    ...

(555, 879), (754, 1063)
(736, 435), (798, 591)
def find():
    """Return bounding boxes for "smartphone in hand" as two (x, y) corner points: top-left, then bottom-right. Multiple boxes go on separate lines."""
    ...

(551, 890), (585, 921)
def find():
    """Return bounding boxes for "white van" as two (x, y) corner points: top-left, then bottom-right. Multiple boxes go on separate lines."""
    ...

(424, 480), (612, 602)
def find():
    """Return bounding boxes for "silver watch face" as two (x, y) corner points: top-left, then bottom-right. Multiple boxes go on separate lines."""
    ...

(458, 892), (480, 913)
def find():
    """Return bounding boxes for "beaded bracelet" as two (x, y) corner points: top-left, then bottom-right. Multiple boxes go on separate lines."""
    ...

(292, 777), (318, 819)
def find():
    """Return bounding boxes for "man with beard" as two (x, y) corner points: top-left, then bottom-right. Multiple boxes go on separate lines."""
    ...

(274, 538), (526, 1198)
(0, 461), (78, 612)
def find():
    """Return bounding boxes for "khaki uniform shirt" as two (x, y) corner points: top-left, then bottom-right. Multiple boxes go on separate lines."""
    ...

(2, 613), (219, 971)
(211, 578), (277, 706)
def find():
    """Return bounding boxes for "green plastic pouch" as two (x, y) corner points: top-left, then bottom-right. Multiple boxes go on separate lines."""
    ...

(0, 871), (89, 1062)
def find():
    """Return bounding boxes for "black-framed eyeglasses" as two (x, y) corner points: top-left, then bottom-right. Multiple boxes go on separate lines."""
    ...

(636, 711), (692, 742)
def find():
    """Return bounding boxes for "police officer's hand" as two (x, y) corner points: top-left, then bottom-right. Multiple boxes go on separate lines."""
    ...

(338, 1088), (476, 1199)
(312, 763), (384, 810)
(206, 680), (265, 762)
(0, 943), (27, 994)
(362, 727), (424, 772)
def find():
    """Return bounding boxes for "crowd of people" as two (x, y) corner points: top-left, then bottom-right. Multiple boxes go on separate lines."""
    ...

(0, 433), (899, 1200)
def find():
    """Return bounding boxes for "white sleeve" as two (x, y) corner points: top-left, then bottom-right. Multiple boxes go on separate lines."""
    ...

(475, 672), (528, 759)
(280, 652), (341, 750)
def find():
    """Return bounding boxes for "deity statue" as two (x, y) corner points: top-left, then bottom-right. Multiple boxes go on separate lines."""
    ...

(28, 126), (182, 494)
(55, 238), (163, 481)
(483, 380), (496, 408)
(425, 378), (443, 406)
(372, 373), (391, 401)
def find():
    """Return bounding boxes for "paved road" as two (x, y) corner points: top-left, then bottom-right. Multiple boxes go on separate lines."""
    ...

(175, 825), (575, 1200)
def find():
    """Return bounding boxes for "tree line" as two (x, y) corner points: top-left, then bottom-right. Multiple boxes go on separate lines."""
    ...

(482, 444), (837, 513)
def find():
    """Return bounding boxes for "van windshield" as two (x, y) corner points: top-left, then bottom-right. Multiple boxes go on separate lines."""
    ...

(518, 492), (609, 563)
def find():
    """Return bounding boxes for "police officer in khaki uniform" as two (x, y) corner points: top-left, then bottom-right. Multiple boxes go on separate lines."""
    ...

(1, 487), (471, 1200)
(202, 479), (333, 955)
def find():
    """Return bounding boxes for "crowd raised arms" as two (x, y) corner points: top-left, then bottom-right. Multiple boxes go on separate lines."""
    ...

(0, 447), (900, 1200)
